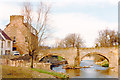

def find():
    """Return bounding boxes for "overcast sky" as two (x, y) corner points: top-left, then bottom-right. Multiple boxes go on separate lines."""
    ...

(0, 0), (118, 47)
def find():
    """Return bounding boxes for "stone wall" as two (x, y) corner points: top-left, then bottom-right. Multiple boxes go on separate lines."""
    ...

(1, 59), (51, 70)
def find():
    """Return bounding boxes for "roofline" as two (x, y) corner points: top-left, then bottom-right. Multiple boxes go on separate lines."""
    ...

(0, 29), (12, 40)
(10, 15), (24, 17)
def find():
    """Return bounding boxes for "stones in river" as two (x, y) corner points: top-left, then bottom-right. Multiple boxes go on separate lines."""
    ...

(62, 65), (90, 69)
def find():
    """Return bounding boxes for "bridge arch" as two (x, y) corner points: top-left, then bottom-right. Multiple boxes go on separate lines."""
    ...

(81, 52), (110, 62)
(39, 53), (68, 63)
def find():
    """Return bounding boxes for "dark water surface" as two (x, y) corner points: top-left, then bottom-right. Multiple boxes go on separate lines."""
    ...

(52, 60), (118, 78)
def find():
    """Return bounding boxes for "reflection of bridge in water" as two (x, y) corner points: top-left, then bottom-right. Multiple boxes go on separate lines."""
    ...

(39, 47), (118, 72)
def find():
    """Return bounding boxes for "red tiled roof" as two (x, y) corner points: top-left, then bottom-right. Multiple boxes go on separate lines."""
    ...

(0, 29), (11, 40)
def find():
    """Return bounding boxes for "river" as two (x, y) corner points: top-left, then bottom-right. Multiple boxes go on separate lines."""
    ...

(52, 60), (118, 78)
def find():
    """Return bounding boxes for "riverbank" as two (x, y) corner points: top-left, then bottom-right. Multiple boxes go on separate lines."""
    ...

(2, 65), (54, 78)
(32, 68), (69, 78)
(62, 65), (90, 69)
(2, 65), (68, 78)
(1, 55), (68, 78)
(95, 59), (109, 67)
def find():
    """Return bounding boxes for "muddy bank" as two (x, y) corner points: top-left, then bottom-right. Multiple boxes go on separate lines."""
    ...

(50, 60), (68, 69)
(62, 65), (90, 69)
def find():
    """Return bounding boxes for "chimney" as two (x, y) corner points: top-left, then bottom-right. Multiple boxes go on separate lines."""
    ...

(10, 15), (24, 24)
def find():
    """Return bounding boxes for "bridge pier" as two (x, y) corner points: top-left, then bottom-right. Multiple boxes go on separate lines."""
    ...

(109, 51), (118, 72)
(67, 58), (75, 66)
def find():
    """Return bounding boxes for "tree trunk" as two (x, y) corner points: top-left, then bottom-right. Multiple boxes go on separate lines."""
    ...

(31, 55), (33, 68)
(74, 43), (80, 67)
(73, 43), (74, 48)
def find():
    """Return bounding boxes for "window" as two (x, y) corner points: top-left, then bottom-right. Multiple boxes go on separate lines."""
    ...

(13, 47), (16, 51)
(13, 36), (16, 43)
(8, 41), (11, 48)
(25, 37), (27, 42)
(1, 50), (3, 55)
(5, 50), (10, 55)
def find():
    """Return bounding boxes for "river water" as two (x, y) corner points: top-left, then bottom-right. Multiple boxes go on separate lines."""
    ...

(52, 60), (118, 78)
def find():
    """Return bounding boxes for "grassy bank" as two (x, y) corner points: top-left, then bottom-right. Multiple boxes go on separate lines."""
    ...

(31, 68), (69, 78)
(2, 65), (68, 78)
(2, 65), (54, 78)
(95, 59), (109, 67)
(58, 56), (64, 61)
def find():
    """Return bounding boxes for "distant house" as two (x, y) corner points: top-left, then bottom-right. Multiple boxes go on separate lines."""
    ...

(4, 15), (37, 55)
(0, 29), (12, 55)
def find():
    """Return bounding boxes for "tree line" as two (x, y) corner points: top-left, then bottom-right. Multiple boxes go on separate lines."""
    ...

(57, 33), (84, 48)
(95, 29), (118, 47)
(56, 29), (118, 48)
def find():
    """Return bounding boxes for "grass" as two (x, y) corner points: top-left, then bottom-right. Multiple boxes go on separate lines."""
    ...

(2, 65), (54, 78)
(58, 56), (64, 61)
(101, 59), (109, 67)
(102, 63), (109, 67)
(31, 68), (69, 78)
(95, 59), (109, 67)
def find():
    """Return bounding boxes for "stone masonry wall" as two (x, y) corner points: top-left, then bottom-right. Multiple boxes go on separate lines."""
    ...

(1, 59), (51, 70)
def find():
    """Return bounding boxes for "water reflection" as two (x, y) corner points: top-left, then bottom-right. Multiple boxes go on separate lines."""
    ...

(52, 60), (117, 78)
(66, 69), (80, 77)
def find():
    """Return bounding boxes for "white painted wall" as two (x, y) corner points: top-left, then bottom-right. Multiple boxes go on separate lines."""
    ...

(0, 40), (1, 55)
(0, 35), (13, 55)
(3, 41), (6, 55)
(0, 40), (6, 55)
(11, 41), (13, 52)
(5, 40), (11, 50)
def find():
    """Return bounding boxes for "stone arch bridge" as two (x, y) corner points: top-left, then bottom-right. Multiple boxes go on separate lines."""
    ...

(38, 47), (118, 71)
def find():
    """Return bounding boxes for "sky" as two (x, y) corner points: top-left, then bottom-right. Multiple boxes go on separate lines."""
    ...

(0, 0), (118, 47)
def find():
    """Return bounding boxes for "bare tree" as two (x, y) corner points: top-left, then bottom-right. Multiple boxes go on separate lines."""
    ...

(58, 33), (84, 48)
(21, 2), (51, 68)
(95, 29), (118, 47)
(57, 40), (66, 48)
